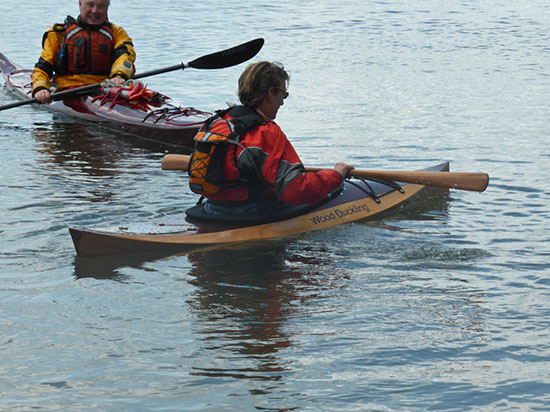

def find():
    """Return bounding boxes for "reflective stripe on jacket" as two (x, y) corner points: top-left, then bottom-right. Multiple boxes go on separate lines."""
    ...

(61, 20), (114, 75)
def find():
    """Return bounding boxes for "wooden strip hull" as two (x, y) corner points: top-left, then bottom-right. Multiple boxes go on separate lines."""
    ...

(69, 162), (450, 257)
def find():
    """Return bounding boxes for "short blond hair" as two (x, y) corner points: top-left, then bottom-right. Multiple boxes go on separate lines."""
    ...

(238, 61), (290, 108)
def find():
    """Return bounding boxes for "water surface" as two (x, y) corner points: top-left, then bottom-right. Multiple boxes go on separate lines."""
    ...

(1, 0), (549, 410)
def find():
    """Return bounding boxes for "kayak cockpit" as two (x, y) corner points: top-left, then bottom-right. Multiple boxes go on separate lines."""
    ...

(184, 183), (345, 226)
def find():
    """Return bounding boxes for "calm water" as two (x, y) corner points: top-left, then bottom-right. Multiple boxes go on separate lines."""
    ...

(1, 1), (550, 410)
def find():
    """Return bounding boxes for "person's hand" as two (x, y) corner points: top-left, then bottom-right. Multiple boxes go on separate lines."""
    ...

(334, 162), (355, 179)
(34, 89), (52, 104)
(110, 76), (126, 85)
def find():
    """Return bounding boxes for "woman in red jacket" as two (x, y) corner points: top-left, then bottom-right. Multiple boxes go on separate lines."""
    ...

(187, 61), (354, 222)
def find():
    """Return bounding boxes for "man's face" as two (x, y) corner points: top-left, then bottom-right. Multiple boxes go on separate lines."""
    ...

(79, 0), (109, 25)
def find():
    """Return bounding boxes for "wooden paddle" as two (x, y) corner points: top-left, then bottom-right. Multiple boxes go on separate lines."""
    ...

(161, 154), (489, 192)
(0, 38), (264, 111)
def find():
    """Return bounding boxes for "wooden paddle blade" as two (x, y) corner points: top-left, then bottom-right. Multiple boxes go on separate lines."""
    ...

(187, 38), (264, 69)
(356, 170), (489, 192)
(161, 154), (190, 170)
(306, 167), (490, 192)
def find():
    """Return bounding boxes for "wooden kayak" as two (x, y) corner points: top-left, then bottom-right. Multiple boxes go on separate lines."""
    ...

(69, 162), (451, 257)
(0, 52), (211, 150)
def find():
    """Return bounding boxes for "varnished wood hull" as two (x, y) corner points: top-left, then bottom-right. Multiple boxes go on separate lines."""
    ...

(69, 162), (450, 257)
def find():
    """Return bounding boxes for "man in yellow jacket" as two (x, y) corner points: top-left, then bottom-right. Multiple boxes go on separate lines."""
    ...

(32, 0), (136, 104)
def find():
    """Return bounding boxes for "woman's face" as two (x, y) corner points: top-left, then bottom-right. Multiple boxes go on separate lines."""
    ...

(262, 84), (288, 120)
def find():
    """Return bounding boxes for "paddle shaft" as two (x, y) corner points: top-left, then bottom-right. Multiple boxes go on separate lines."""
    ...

(161, 154), (488, 192)
(0, 38), (264, 111)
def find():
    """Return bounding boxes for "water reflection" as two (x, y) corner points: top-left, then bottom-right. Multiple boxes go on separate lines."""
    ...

(362, 187), (452, 231)
(184, 243), (319, 383)
(32, 121), (124, 178)
(31, 119), (170, 175)
(30, 118), (175, 205)
(30, 121), (127, 204)
(73, 248), (181, 280)
(75, 241), (337, 386)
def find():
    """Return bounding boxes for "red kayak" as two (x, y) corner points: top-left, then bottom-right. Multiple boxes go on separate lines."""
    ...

(0, 51), (211, 149)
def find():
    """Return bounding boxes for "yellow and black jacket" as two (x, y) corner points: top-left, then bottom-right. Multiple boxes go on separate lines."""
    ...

(32, 16), (136, 95)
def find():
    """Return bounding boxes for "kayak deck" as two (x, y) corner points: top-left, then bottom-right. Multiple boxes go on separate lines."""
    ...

(70, 162), (450, 257)
(0, 52), (210, 149)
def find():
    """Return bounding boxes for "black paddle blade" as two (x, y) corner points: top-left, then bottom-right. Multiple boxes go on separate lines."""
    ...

(188, 38), (264, 70)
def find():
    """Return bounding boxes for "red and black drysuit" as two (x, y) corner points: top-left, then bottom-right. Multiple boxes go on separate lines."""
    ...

(188, 105), (344, 221)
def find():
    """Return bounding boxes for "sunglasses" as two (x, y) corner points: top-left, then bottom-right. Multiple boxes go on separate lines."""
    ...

(273, 87), (289, 99)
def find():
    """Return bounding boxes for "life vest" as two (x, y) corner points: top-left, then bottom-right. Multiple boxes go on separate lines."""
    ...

(56, 16), (114, 76)
(188, 108), (266, 197)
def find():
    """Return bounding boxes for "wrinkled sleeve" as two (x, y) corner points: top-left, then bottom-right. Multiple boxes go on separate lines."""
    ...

(31, 27), (62, 96)
(110, 25), (136, 80)
(262, 126), (343, 206)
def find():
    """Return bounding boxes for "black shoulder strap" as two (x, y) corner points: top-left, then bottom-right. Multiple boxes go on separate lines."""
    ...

(65, 15), (78, 26)
(199, 107), (232, 131)
(53, 23), (67, 33)
(238, 113), (266, 130)
(228, 113), (266, 140)
(199, 107), (265, 139)
(43, 20), (68, 47)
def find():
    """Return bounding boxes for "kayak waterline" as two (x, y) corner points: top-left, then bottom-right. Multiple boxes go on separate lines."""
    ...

(69, 161), (453, 258)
